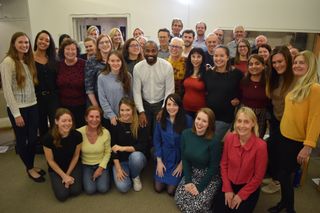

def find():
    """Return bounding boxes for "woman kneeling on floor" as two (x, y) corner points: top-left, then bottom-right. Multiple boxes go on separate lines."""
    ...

(78, 106), (111, 194)
(175, 108), (221, 212)
(42, 108), (82, 201)
(110, 98), (148, 192)
(215, 107), (267, 213)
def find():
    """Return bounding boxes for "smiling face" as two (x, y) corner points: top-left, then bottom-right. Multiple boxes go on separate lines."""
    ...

(36, 32), (50, 51)
(64, 43), (77, 61)
(238, 41), (249, 57)
(158, 31), (170, 47)
(191, 52), (203, 70)
(85, 110), (101, 129)
(258, 47), (270, 62)
(55, 113), (73, 136)
(128, 40), (141, 56)
(169, 39), (183, 58)
(272, 53), (287, 74)
(98, 36), (112, 54)
(293, 55), (308, 77)
(144, 42), (158, 65)
(108, 53), (122, 73)
(196, 23), (206, 37)
(119, 103), (133, 122)
(214, 47), (229, 70)
(112, 31), (122, 45)
(182, 33), (194, 48)
(235, 112), (255, 138)
(15, 35), (30, 58)
(166, 98), (179, 119)
(248, 57), (264, 76)
(84, 40), (96, 57)
(133, 28), (143, 38)
(172, 20), (183, 36)
(194, 111), (209, 136)
(205, 34), (219, 53)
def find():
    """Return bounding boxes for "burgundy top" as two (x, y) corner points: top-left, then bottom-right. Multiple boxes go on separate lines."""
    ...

(57, 59), (86, 106)
(234, 61), (247, 74)
(220, 132), (267, 200)
(182, 77), (206, 112)
(240, 79), (269, 108)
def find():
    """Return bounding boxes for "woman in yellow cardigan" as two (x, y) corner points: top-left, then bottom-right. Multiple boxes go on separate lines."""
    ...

(268, 50), (320, 213)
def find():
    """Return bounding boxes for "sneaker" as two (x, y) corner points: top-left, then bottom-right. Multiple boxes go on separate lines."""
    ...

(132, 176), (142, 191)
(262, 181), (281, 194)
(262, 178), (273, 185)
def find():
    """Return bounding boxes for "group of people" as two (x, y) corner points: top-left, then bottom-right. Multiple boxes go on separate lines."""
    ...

(0, 19), (319, 213)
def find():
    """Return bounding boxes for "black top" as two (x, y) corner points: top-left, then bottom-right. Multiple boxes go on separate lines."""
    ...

(35, 61), (58, 95)
(42, 130), (82, 173)
(111, 121), (148, 162)
(204, 69), (243, 123)
(204, 51), (214, 67)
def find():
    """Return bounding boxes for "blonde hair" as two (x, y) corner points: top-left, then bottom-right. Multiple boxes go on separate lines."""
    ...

(109, 28), (124, 50)
(290, 50), (319, 102)
(234, 107), (259, 137)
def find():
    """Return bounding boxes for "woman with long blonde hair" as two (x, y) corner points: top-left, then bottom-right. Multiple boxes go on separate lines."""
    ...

(110, 97), (148, 192)
(1, 32), (44, 182)
(109, 28), (124, 51)
(268, 51), (320, 213)
(217, 107), (267, 213)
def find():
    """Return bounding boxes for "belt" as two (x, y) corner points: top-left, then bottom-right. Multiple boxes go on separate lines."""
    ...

(41, 91), (51, 96)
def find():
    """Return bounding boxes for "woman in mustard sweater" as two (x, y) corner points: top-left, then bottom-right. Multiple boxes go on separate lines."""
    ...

(268, 51), (320, 213)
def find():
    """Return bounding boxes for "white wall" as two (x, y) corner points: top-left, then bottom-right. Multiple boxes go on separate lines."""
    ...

(27, 0), (320, 44)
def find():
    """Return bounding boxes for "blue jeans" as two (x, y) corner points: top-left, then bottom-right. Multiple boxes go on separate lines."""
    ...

(112, 152), (147, 193)
(82, 164), (110, 194)
(214, 120), (231, 142)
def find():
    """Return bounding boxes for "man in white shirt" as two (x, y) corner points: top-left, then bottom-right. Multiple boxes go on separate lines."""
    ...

(133, 41), (175, 130)
(193, 22), (207, 51)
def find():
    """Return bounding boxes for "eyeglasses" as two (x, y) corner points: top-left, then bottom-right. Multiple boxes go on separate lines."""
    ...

(170, 45), (182, 49)
(99, 40), (111, 45)
(129, 44), (140, 48)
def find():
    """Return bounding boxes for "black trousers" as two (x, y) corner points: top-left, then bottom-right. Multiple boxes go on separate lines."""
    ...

(213, 183), (260, 213)
(37, 93), (59, 137)
(49, 163), (82, 202)
(276, 134), (303, 211)
(7, 105), (39, 170)
(266, 113), (280, 179)
(62, 104), (86, 128)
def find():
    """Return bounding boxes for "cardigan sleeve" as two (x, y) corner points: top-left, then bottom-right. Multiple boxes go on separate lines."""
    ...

(0, 57), (20, 117)
(98, 129), (112, 169)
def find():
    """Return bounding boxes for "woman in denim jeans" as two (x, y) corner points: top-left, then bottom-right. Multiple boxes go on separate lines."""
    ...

(111, 98), (148, 192)
(78, 106), (111, 194)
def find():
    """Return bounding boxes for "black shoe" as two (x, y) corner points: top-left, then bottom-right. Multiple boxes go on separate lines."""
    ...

(37, 169), (46, 176)
(268, 202), (286, 213)
(27, 171), (45, 183)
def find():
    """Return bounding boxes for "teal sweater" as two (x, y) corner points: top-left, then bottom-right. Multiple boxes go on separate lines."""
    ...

(181, 128), (221, 192)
